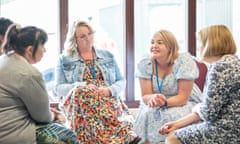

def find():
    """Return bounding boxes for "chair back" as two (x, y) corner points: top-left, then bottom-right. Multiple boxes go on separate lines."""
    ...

(194, 60), (208, 92)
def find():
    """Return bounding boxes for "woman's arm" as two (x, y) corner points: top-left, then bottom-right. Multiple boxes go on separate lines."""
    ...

(54, 56), (85, 98)
(164, 53), (199, 107)
(143, 78), (194, 108)
(166, 79), (194, 107)
(19, 74), (53, 123)
(159, 112), (201, 134)
(140, 78), (152, 104)
(54, 61), (75, 97)
(105, 56), (126, 97)
(198, 63), (232, 121)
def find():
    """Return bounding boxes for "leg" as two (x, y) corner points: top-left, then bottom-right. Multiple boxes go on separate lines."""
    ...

(165, 132), (182, 144)
(36, 122), (78, 144)
(63, 86), (139, 143)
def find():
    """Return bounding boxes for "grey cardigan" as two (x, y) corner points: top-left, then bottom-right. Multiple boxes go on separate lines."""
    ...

(0, 53), (53, 144)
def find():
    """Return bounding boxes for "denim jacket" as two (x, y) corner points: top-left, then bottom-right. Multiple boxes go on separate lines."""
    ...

(55, 47), (126, 98)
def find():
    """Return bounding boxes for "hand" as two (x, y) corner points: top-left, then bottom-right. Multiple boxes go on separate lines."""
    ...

(98, 87), (111, 97)
(158, 121), (178, 135)
(86, 84), (98, 91)
(51, 108), (66, 124)
(148, 94), (166, 108)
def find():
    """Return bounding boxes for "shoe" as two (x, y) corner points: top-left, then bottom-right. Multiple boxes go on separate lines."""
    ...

(129, 136), (142, 144)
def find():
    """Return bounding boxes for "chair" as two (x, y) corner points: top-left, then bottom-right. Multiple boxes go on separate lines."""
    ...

(194, 59), (208, 92)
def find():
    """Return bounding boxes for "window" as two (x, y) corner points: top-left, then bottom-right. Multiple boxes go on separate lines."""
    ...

(0, 0), (60, 102)
(196, 0), (240, 57)
(1, 0), (238, 107)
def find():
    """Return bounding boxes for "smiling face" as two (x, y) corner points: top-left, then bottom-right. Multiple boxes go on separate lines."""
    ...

(150, 32), (170, 62)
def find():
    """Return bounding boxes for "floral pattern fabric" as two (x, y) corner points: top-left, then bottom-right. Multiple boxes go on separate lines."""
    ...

(62, 59), (134, 144)
(174, 55), (240, 144)
(133, 53), (202, 143)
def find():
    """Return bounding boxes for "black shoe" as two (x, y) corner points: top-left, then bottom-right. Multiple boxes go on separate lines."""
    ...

(129, 137), (141, 144)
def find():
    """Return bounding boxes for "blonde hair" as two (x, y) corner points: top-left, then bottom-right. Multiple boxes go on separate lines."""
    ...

(198, 25), (236, 58)
(155, 30), (179, 64)
(64, 20), (95, 55)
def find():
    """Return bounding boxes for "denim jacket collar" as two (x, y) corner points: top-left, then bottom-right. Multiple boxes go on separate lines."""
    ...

(71, 47), (105, 62)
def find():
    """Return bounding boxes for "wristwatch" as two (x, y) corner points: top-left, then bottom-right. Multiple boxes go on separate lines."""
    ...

(163, 100), (168, 109)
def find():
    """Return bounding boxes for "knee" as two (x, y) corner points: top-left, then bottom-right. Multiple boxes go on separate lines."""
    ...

(165, 132), (181, 144)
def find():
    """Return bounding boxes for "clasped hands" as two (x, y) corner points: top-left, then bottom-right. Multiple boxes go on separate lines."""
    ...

(158, 121), (179, 135)
(86, 84), (111, 97)
(147, 93), (167, 108)
(146, 94), (180, 135)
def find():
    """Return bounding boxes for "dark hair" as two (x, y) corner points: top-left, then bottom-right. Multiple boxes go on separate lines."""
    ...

(0, 17), (14, 36)
(3, 25), (48, 59)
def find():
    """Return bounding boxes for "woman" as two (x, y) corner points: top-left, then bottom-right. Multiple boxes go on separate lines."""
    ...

(0, 24), (78, 144)
(133, 30), (202, 143)
(159, 25), (240, 144)
(55, 20), (140, 144)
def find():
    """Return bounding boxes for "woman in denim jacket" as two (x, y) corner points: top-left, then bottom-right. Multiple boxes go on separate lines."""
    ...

(55, 47), (125, 98)
(55, 20), (140, 144)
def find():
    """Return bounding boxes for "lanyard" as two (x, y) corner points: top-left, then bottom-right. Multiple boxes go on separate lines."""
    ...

(88, 50), (96, 80)
(155, 60), (170, 93)
(154, 60), (170, 120)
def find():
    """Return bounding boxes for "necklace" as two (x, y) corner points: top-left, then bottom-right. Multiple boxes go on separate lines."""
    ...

(82, 50), (96, 80)
(155, 60), (170, 93)
(154, 60), (170, 119)
(89, 50), (96, 80)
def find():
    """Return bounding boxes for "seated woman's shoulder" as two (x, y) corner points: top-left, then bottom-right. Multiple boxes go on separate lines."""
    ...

(178, 52), (194, 59)
(138, 54), (152, 66)
(136, 54), (153, 77)
(176, 52), (196, 64)
(95, 48), (115, 57)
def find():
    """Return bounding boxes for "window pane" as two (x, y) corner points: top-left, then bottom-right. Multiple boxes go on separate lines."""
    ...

(0, 0), (60, 102)
(134, 0), (187, 100)
(197, 0), (240, 57)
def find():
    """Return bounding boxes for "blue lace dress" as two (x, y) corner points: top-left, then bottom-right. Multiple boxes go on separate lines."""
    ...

(174, 55), (240, 144)
(133, 53), (202, 143)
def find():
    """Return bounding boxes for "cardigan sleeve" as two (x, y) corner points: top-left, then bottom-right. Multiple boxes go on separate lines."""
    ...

(18, 72), (53, 123)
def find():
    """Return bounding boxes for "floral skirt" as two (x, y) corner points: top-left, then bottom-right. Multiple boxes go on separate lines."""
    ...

(62, 86), (135, 144)
(36, 122), (79, 144)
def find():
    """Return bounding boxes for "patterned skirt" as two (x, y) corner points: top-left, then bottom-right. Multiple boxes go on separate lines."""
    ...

(62, 85), (135, 144)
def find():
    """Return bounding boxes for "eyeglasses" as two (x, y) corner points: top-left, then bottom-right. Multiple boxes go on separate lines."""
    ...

(75, 32), (94, 40)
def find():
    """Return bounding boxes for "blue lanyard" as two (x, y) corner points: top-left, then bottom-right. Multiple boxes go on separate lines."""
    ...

(88, 50), (96, 80)
(155, 60), (169, 93)
(154, 60), (170, 120)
